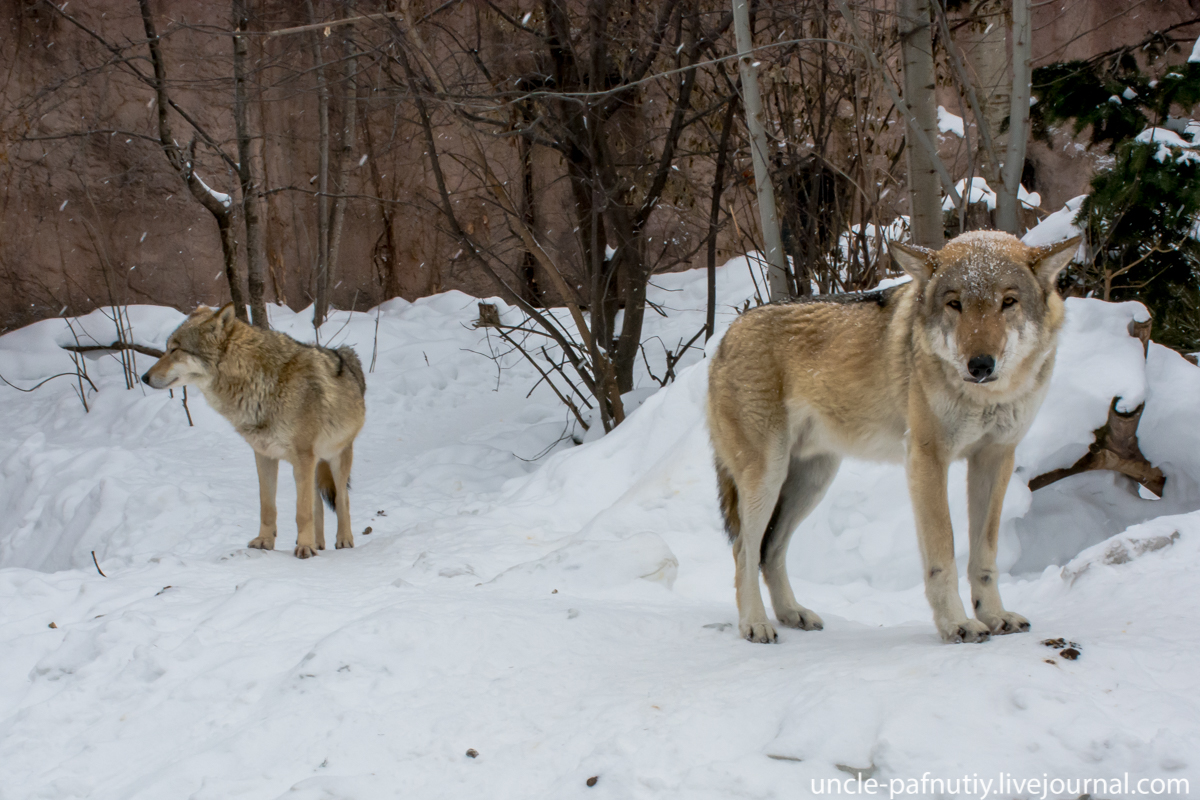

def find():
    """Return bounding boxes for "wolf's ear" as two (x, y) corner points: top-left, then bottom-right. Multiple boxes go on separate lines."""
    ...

(187, 305), (212, 319)
(1030, 236), (1080, 291)
(889, 241), (936, 282)
(213, 303), (238, 329)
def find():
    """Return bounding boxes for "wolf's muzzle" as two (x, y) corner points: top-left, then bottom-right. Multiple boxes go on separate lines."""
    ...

(140, 372), (152, 386)
(967, 355), (995, 382)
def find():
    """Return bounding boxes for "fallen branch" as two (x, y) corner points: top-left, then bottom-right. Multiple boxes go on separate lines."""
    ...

(1030, 314), (1164, 497)
(61, 342), (165, 358)
(1029, 398), (1165, 497)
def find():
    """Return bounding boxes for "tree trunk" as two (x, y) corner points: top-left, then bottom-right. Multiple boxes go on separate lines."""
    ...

(360, 96), (400, 300)
(233, 0), (268, 328)
(517, 120), (542, 306)
(306, 0), (331, 331)
(732, 0), (789, 298)
(707, 96), (737, 340)
(326, 33), (358, 311)
(898, 0), (944, 250)
(996, 0), (1031, 234)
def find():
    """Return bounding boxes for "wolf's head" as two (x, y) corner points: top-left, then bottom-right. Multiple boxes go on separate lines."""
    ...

(141, 303), (238, 390)
(890, 231), (1079, 393)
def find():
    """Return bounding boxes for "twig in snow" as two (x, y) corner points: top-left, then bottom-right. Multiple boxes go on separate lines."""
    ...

(369, 305), (381, 373)
(473, 303), (590, 430)
(639, 325), (707, 387)
(0, 370), (98, 394)
(181, 386), (194, 427)
(91, 551), (107, 577)
(512, 423), (577, 462)
(65, 319), (97, 412)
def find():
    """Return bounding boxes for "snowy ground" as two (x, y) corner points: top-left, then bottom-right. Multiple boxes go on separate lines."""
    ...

(2, 249), (1199, 799)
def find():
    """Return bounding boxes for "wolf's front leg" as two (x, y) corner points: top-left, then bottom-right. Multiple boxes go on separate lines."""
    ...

(967, 444), (1029, 635)
(908, 440), (990, 643)
(249, 453), (279, 550)
(292, 453), (319, 559)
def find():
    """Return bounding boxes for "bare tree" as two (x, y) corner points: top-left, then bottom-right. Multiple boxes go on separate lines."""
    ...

(233, 0), (269, 327)
(733, 0), (789, 297)
(372, 0), (734, 430)
(137, 0), (249, 322)
(761, 1), (905, 295)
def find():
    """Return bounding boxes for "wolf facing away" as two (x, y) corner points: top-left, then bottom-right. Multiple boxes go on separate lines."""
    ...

(707, 231), (1080, 644)
(142, 304), (367, 559)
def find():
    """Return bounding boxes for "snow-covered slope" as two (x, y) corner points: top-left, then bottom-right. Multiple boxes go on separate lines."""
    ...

(1, 257), (1198, 798)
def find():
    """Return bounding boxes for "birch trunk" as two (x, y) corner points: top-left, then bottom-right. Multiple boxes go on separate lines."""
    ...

(898, 0), (944, 249)
(732, 0), (789, 299)
(996, 0), (1031, 234)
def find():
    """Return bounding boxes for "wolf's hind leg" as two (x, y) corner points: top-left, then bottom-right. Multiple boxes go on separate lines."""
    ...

(292, 453), (319, 559)
(249, 453), (279, 550)
(967, 444), (1028, 635)
(762, 454), (839, 631)
(313, 475), (326, 551)
(732, 452), (790, 643)
(331, 443), (354, 549)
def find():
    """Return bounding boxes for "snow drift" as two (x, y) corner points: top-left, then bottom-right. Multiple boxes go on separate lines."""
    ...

(2, 251), (1199, 798)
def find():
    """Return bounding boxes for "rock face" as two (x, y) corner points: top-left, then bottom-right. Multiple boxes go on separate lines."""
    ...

(1, 1), (510, 331)
(1, 1), (1196, 331)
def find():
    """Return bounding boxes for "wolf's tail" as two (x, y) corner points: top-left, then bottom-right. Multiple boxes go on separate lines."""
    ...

(716, 460), (739, 543)
(335, 346), (367, 396)
(316, 461), (345, 510)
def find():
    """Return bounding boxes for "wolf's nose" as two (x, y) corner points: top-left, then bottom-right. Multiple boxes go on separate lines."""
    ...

(967, 355), (995, 381)
(140, 372), (151, 386)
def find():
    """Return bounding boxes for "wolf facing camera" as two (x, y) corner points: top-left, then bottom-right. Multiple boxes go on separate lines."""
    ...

(708, 231), (1079, 644)
(142, 304), (367, 559)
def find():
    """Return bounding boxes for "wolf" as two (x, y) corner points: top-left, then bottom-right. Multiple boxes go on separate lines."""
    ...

(142, 304), (367, 559)
(707, 231), (1079, 644)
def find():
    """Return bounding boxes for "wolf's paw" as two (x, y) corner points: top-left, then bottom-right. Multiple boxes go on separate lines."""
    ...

(939, 618), (991, 644)
(294, 544), (318, 559)
(776, 604), (824, 631)
(248, 535), (275, 550)
(979, 610), (1030, 635)
(740, 619), (778, 644)
(335, 536), (354, 550)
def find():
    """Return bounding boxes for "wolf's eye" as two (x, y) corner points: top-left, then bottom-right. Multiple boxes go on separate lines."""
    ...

(1002, 297), (1017, 308)
(947, 299), (962, 311)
